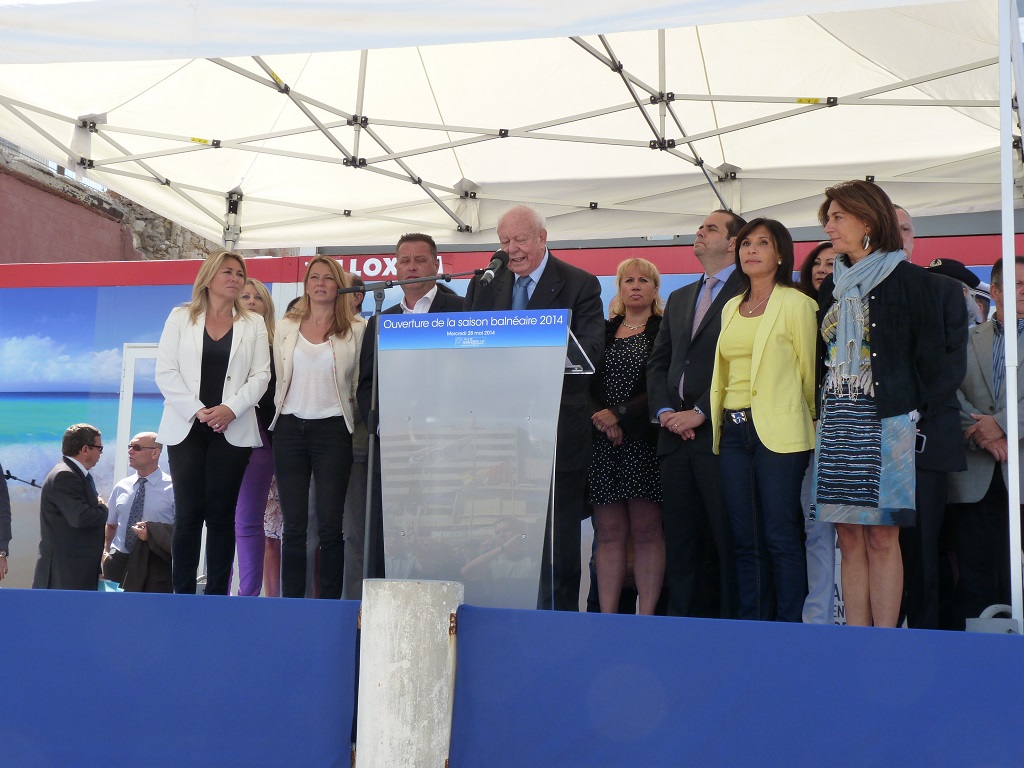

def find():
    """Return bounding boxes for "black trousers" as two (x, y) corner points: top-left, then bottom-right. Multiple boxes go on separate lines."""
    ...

(949, 469), (1020, 629)
(660, 445), (737, 618)
(274, 414), (352, 599)
(167, 421), (252, 595)
(101, 549), (129, 585)
(900, 468), (948, 629)
(538, 467), (587, 611)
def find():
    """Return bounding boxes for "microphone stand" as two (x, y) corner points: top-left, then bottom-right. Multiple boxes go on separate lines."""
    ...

(338, 267), (488, 583)
(4, 469), (41, 488)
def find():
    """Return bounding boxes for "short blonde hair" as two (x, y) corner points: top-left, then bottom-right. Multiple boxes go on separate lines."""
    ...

(185, 250), (249, 323)
(608, 258), (664, 318)
(285, 256), (354, 339)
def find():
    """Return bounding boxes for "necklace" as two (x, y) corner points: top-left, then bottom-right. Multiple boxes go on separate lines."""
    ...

(743, 290), (773, 315)
(622, 316), (649, 331)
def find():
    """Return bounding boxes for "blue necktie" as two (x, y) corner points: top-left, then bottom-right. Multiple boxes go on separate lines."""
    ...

(125, 477), (146, 553)
(86, 473), (97, 498)
(512, 275), (532, 311)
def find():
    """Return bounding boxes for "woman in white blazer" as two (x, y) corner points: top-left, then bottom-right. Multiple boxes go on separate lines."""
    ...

(156, 250), (271, 595)
(271, 256), (365, 599)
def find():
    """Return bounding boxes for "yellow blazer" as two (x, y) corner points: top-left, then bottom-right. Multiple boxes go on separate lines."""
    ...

(710, 285), (817, 454)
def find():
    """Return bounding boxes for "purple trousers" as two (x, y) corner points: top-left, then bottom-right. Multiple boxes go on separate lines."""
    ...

(233, 430), (275, 596)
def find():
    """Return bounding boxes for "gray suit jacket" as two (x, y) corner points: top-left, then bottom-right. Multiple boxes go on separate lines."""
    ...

(947, 320), (1024, 504)
(32, 458), (108, 590)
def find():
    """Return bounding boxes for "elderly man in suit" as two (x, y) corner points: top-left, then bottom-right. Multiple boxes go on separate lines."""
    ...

(355, 233), (465, 597)
(32, 424), (108, 591)
(464, 204), (605, 611)
(647, 209), (746, 618)
(947, 255), (1024, 628)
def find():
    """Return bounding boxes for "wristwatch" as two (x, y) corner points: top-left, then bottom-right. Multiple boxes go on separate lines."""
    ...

(0, 550), (8, 558)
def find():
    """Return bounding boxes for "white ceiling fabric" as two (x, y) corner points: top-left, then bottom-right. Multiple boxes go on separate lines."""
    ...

(0, 0), (1014, 246)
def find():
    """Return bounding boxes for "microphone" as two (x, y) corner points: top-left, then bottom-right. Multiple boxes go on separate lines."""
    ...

(479, 250), (509, 286)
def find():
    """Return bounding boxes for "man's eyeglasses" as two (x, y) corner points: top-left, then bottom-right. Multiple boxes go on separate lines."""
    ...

(90, 443), (104, 453)
(128, 443), (156, 452)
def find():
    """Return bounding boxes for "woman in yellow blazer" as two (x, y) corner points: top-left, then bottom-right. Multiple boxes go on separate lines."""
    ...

(710, 218), (817, 621)
(270, 256), (365, 599)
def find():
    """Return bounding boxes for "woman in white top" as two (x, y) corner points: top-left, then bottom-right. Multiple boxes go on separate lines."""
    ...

(155, 250), (271, 595)
(271, 256), (366, 598)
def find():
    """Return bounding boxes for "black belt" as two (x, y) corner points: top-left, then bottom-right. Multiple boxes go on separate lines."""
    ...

(724, 408), (752, 425)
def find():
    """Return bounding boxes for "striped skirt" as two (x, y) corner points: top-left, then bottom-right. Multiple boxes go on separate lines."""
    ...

(812, 393), (916, 526)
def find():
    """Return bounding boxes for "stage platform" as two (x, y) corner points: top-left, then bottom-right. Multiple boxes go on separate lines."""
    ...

(3, 590), (1021, 766)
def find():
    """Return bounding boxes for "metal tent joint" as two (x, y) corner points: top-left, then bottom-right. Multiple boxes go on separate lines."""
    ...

(460, 191), (477, 199)
(457, 224), (473, 233)
(649, 138), (676, 150)
(589, 201), (598, 209)
(648, 92), (675, 105)
(717, 170), (737, 181)
(348, 115), (369, 127)
(77, 157), (94, 169)
(827, 96), (839, 106)
(79, 119), (99, 132)
(343, 209), (352, 216)
(343, 157), (367, 168)
(227, 191), (243, 215)
(498, 128), (509, 138)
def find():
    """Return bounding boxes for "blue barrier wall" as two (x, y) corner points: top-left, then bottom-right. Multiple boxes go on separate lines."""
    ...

(449, 606), (1024, 767)
(1, 590), (358, 768)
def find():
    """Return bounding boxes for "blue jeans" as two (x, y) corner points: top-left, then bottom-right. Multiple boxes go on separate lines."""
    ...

(719, 416), (809, 622)
(273, 414), (352, 599)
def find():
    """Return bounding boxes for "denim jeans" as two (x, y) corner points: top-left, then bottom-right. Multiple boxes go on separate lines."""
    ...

(273, 414), (352, 599)
(719, 416), (809, 622)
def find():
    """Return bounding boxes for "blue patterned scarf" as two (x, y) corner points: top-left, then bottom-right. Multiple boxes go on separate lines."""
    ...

(829, 249), (906, 395)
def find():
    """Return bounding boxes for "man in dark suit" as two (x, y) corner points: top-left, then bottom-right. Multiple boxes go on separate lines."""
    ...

(896, 208), (968, 629)
(464, 204), (605, 611)
(647, 209), (746, 618)
(0, 460), (10, 582)
(356, 233), (465, 589)
(32, 423), (108, 590)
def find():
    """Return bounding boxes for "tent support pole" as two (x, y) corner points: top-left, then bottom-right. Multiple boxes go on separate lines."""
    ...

(998, 0), (1022, 632)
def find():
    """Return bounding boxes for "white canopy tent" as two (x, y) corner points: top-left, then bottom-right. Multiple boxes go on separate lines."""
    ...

(0, 0), (1014, 248)
(1, 0), (1022, 628)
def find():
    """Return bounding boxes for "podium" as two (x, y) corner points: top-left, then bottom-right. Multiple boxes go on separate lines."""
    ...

(376, 309), (592, 608)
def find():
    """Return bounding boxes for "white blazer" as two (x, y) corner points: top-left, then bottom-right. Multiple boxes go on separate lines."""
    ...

(155, 306), (271, 447)
(270, 315), (366, 434)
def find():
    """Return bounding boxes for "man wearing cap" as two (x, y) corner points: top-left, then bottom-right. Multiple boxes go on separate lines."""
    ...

(897, 207), (968, 629)
(925, 257), (988, 327)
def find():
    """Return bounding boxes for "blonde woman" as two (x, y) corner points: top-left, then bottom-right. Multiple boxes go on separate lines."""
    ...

(233, 278), (277, 596)
(271, 257), (366, 599)
(156, 251), (271, 595)
(588, 258), (665, 614)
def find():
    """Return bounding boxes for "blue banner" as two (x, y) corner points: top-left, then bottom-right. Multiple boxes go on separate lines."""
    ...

(378, 310), (570, 350)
